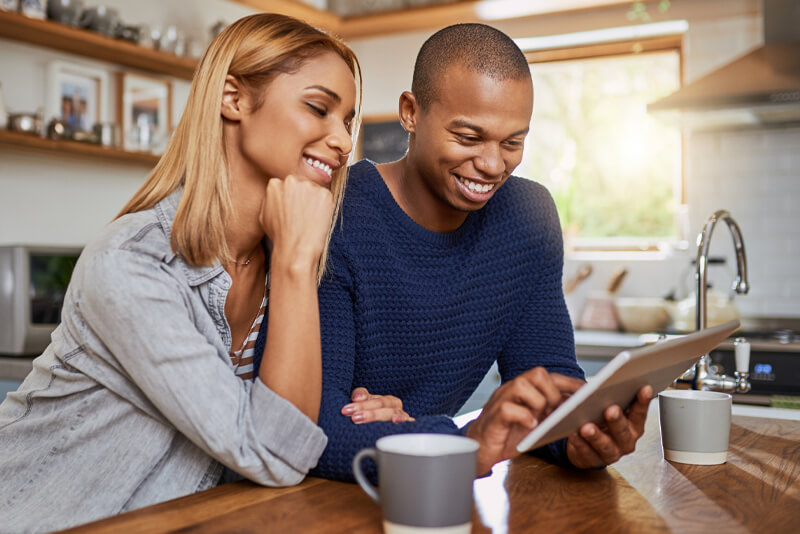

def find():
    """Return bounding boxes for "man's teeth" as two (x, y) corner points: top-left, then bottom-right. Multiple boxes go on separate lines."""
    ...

(460, 177), (494, 194)
(305, 157), (333, 177)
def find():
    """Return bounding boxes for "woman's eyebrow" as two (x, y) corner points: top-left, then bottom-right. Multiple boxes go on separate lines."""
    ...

(305, 85), (341, 103)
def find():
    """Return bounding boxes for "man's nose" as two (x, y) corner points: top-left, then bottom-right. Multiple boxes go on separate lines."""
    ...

(474, 143), (505, 177)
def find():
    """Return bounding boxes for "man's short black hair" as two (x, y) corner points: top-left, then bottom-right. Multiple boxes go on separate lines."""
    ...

(411, 23), (531, 109)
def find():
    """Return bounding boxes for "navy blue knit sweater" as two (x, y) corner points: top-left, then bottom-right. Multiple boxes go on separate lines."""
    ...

(260, 159), (585, 481)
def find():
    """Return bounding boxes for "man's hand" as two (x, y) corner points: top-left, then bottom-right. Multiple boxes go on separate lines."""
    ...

(565, 385), (653, 469)
(465, 367), (584, 475)
(341, 387), (415, 424)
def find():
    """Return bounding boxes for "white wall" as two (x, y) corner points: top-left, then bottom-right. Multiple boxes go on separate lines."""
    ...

(0, 0), (256, 247)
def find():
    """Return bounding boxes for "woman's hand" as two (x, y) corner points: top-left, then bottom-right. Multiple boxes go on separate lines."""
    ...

(260, 174), (334, 269)
(341, 387), (415, 424)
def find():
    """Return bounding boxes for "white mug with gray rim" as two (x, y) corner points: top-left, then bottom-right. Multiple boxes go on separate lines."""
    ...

(353, 433), (479, 534)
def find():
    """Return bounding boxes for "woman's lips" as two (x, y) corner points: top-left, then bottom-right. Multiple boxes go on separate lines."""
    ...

(304, 156), (334, 185)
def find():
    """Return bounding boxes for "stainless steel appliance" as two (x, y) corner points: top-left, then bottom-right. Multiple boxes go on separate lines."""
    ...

(709, 319), (800, 400)
(0, 245), (81, 355)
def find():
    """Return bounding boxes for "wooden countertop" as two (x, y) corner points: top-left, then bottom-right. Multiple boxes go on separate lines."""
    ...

(60, 406), (800, 533)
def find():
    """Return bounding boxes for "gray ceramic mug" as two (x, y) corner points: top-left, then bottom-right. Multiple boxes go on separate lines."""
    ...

(353, 434), (479, 534)
(659, 390), (732, 465)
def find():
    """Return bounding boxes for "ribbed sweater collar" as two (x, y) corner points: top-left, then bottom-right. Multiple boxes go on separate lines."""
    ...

(354, 159), (477, 249)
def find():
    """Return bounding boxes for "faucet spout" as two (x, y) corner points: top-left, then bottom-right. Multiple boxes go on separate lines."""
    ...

(675, 210), (751, 393)
(695, 210), (749, 332)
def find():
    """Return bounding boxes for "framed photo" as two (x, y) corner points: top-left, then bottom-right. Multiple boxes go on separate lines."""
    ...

(46, 61), (110, 133)
(117, 71), (172, 153)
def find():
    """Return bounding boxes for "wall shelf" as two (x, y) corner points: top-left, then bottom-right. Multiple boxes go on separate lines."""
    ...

(0, 10), (197, 80)
(0, 129), (160, 166)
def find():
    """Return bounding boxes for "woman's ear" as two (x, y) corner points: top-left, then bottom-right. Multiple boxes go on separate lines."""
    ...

(398, 91), (418, 134)
(221, 74), (244, 121)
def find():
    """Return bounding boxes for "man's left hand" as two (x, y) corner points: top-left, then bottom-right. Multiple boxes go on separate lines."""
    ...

(565, 385), (653, 469)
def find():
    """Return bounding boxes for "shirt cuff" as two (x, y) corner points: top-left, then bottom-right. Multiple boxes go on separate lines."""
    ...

(251, 378), (328, 474)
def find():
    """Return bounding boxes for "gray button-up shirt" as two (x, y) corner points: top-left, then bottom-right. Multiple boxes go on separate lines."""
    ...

(0, 190), (327, 533)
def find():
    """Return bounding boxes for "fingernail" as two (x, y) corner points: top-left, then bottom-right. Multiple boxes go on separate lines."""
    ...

(342, 404), (355, 415)
(585, 426), (595, 437)
(352, 413), (364, 423)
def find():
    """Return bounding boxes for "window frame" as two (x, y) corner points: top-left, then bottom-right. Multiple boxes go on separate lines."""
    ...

(523, 35), (687, 254)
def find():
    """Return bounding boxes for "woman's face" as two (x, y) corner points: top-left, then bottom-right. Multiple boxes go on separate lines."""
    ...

(236, 50), (356, 188)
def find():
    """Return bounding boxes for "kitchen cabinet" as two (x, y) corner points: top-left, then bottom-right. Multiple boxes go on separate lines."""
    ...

(0, 10), (197, 166)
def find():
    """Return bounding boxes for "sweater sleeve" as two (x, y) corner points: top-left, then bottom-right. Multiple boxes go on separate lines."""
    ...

(495, 185), (585, 467)
(311, 246), (466, 482)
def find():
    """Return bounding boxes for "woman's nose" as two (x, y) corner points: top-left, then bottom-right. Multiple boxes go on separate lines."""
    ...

(327, 121), (353, 157)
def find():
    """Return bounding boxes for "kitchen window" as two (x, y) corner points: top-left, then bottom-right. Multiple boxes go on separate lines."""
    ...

(519, 36), (683, 253)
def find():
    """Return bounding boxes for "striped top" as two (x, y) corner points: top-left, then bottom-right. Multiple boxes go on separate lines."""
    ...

(230, 275), (269, 380)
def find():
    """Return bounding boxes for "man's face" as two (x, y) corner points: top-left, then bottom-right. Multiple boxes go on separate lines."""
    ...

(406, 64), (533, 223)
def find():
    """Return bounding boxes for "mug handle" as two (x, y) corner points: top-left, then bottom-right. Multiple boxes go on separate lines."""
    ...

(352, 448), (380, 503)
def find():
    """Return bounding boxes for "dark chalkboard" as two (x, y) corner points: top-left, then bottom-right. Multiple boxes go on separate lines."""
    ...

(360, 120), (408, 163)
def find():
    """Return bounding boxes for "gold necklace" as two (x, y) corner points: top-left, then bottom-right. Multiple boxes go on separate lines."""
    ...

(230, 244), (260, 266)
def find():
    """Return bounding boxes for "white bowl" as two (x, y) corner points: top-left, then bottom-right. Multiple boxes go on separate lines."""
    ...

(614, 297), (671, 333)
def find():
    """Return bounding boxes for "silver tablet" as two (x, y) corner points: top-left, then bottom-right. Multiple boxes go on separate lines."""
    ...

(516, 320), (741, 453)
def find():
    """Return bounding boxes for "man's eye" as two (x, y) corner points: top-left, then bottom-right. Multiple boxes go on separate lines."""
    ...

(307, 104), (327, 117)
(457, 134), (479, 143)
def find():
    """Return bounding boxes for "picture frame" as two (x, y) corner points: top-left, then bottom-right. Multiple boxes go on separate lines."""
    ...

(45, 61), (110, 133)
(117, 71), (172, 154)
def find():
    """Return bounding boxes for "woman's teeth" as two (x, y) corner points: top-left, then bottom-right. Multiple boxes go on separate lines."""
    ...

(459, 177), (494, 194)
(305, 157), (332, 177)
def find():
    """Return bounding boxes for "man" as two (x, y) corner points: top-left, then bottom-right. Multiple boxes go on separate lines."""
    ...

(306, 23), (651, 479)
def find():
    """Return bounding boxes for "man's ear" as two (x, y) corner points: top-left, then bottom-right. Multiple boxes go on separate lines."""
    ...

(398, 91), (418, 134)
(221, 74), (244, 121)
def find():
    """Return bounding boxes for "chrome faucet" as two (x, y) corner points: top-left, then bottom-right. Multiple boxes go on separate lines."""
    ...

(674, 210), (752, 393)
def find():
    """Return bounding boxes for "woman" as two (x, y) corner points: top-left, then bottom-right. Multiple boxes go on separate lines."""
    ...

(0, 13), (366, 532)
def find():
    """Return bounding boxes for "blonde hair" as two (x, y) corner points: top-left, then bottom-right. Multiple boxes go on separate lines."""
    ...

(117, 13), (361, 281)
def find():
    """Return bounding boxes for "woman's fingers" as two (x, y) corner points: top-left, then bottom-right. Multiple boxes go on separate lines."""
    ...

(350, 387), (370, 402)
(261, 175), (334, 264)
(342, 397), (402, 414)
(351, 408), (415, 424)
(342, 389), (411, 423)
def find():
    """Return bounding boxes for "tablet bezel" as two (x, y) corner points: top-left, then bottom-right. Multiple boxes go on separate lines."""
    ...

(515, 320), (741, 453)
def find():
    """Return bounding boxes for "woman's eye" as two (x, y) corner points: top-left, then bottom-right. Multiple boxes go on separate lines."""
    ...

(307, 104), (327, 117)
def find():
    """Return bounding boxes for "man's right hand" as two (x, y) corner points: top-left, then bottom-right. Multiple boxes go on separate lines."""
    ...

(465, 367), (585, 475)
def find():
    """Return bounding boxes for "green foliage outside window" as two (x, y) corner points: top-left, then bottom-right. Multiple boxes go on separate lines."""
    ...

(519, 51), (681, 240)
